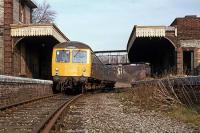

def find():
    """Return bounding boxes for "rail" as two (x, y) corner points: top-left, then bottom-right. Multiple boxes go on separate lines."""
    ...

(0, 94), (81, 133)
(37, 94), (83, 133)
(0, 94), (56, 111)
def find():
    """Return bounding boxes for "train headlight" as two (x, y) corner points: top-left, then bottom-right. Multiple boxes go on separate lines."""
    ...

(55, 68), (59, 75)
(82, 67), (86, 76)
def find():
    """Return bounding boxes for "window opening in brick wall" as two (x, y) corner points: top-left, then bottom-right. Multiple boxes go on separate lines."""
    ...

(19, 0), (26, 23)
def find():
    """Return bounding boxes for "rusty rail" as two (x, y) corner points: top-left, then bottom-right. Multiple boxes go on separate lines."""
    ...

(33, 94), (83, 133)
(0, 94), (57, 111)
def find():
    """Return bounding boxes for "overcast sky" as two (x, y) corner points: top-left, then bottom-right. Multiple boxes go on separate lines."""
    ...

(36, 0), (200, 51)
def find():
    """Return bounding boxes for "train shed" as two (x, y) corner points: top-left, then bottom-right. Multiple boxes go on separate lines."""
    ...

(127, 15), (200, 75)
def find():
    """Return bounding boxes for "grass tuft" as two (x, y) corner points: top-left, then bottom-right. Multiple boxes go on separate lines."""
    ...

(168, 105), (200, 127)
(114, 81), (200, 128)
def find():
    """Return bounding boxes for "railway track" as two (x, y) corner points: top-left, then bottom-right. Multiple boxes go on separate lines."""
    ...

(0, 93), (82, 133)
(51, 98), (87, 132)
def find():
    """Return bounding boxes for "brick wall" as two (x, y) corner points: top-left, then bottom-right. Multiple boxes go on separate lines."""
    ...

(171, 16), (200, 40)
(194, 48), (198, 68)
(171, 16), (200, 73)
(0, 0), (4, 74)
(0, 0), (4, 25)
(165, 28), (178, 48)
(198, 49), (200, 66)
(4, 0), (33, 75)
(25, 5), (31, 23)
(0, 75), (53, 108)
(13, 0), (19, 23)
(0, 36), (4, 74)
(12, 0), (34, 77)
(4, 0), (13, 75)
(13, 0), (32, 24)
(177, 48), (183, 74)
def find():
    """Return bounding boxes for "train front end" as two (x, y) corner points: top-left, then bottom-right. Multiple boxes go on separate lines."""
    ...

(52, 45), (91, 93)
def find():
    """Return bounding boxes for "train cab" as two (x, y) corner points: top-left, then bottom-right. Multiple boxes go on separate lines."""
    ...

(52, 45), (92, 78)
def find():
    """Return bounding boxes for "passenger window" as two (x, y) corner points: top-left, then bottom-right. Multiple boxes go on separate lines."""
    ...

(56, 50), (70, 62)
(72, 50), (87, 63)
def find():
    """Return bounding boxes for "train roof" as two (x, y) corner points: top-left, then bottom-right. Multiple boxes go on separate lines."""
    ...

(54, 41), (92, 50)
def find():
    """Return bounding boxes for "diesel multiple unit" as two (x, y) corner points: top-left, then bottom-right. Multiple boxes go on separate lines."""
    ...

(52, 41), (116, 93)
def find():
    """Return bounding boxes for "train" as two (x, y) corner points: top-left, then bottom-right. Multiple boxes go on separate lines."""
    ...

(52, 41), (116, 93)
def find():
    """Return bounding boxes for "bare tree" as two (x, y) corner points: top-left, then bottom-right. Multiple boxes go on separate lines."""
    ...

(32, 0), (56, 23)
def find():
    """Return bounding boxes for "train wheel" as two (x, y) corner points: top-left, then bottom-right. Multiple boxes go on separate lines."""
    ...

(52, 82), (57, 93)
(81, 84), (86, 93)
(52, 82), (61, 93)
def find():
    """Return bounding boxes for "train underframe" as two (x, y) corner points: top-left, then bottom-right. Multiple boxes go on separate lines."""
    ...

(52, 76), (115, 94)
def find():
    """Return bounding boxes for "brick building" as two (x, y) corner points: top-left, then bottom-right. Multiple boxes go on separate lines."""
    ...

(127, 15), (200, 75)
(0, 0), (68, 79)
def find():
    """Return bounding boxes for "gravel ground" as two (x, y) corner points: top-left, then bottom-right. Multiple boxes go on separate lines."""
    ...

(82, 93), (193, 132)
(56, 90), (196, 133)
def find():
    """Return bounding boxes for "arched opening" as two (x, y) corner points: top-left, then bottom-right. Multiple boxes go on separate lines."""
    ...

(128, 37), (176, 75)
(13, 36), (59, 79)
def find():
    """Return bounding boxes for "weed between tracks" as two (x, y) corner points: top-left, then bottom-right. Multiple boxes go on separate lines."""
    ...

(115, 83), (200, 128)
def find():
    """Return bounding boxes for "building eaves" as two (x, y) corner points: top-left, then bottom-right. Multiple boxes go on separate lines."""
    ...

(24, 0), (37, 9)
(10, 23), (70, 43)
